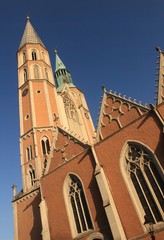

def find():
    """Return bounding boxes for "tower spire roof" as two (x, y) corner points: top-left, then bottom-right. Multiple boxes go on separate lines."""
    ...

(54, 50), (75, 91)
(55, 49), (67, 71)
(19, 17), (45, 50)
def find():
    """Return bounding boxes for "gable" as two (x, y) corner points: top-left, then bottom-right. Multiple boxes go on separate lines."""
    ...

(48, 128), (89, 172)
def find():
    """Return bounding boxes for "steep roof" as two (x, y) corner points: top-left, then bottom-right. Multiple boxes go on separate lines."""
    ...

(54, 50), (75, 91)
(55, 50), (67, 71)
(19, 17), (45, 50)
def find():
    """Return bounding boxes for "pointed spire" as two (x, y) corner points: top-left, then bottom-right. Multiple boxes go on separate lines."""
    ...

(54, 50), (75, 91)
(19, 16), (45, 50)
(55, 49), (67, 71)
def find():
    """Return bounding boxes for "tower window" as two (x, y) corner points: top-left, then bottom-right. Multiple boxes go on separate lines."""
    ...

(43, 159), (48, 169)
(41, 136), (50, 155)
(42, 51), (45, 61)
(23, 51), (26, 63)
(32, 50), (37, 60)
(29, 165), (35, 186)
(36, 89), (42, 94)
(125, 143), (164, 223)
(45, 68), (49, 80)
(23, 68), (28, 83)
(34, 65), (40, 79)
(26, 145), (32, 161)
(25, 114), (30, 120)
(65, 174), (93, 235)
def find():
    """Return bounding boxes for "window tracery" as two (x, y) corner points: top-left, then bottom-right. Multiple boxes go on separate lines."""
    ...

(125, 144), (164, 223)
(63, 95), (79, 123)
(66, 174), (93, 235)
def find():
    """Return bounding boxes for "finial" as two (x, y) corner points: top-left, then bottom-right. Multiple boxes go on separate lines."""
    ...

(155, 46), (162, 53)
(150, 103), (155, 110)
(101, 86), (106, 91)
(27, 16), (30, 21)
(54, 49), (58, 54)
(12, 184), (17, 197)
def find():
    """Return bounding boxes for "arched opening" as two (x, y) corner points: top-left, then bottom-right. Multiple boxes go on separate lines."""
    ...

(23, 68), (28, 82)
(64, 174), (93, 236)
(32, 50), (37, 60)
(41, 136), (50, 155)
(29, 165), (35, 186)
(33, 65), (40, 79)
(124, 143), (164, 224)
(23, 51), (26, 63)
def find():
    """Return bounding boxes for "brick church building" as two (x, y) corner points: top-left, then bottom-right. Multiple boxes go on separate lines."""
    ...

(12, 17), (164, 240)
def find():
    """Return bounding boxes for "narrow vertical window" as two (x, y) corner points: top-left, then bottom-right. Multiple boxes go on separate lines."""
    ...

(26, 145), (32, 161)
(42, 51), (45, 61)
(125, 143), (164, 223)
(23, 51), (26, 63)
(32, 50), (37, 60)
(66, 174), (93, 235)
(29, 165), (35, 186)
(45, 68), (49, 80)
(43, 159), (47, 169)
(34, 65), (40, 79)
(41, 136), (50, 155)
(24, 68), (28, 82)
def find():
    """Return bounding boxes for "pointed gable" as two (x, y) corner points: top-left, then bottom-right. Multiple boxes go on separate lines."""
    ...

(47, 128), (89, 172)
(19, 17), (45, 50)
(96, 87), (149, 140)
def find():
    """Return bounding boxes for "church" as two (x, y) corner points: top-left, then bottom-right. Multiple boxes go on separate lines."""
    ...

(12, 17), (164, 240)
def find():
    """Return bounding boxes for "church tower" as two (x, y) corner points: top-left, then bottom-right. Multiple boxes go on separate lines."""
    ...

(17, 17), (95, 192)
(54, 50), (95, 144)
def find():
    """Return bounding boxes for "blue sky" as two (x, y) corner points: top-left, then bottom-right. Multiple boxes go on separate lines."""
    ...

(1, 1), (164, 239)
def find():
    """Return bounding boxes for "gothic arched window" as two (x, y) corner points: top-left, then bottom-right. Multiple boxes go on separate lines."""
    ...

(26, 145), (32, 161)
(24, 68), (28, 82)
(65, 174), (93, 235)
(34, 65), (40, 79)
(23, 51), (26, 63)
(42, 51), (45, 61)
(29, 165), (35, 186)
(45, 68), (49, 80)
(41, 136), (50, 155)
(32, 50), (37, 60)
(125, 143), (164, 224)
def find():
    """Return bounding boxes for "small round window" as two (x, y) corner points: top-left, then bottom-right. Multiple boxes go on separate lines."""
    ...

(36, 90), (42, 94)
(25, 114), (30, 120)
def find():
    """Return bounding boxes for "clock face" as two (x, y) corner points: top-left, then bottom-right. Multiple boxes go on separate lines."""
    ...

(22, 88), (28, 97)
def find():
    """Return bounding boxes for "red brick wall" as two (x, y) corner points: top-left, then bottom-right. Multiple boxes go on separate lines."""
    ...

(95, 111), (164, 239)
(16, 191), (42, 240)
(41, 150), (111, 239)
